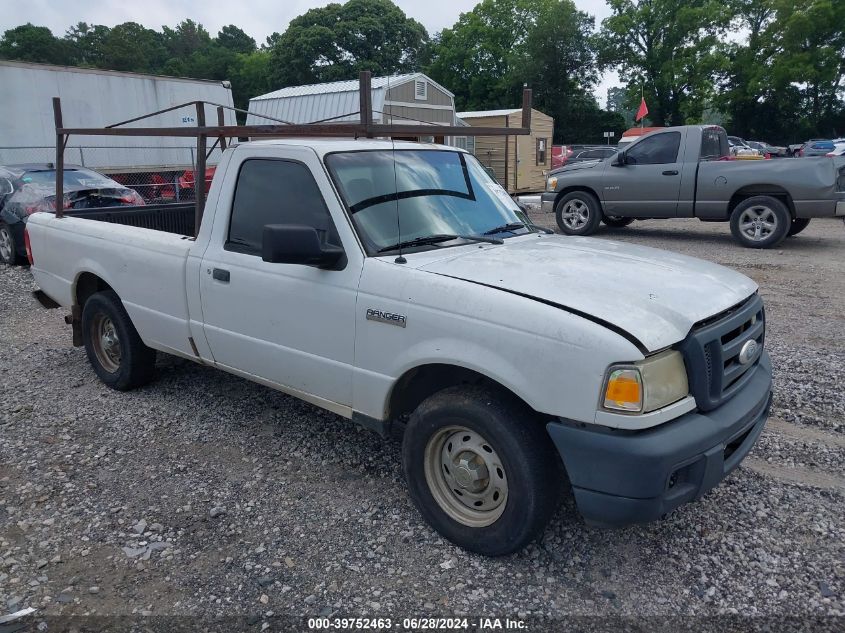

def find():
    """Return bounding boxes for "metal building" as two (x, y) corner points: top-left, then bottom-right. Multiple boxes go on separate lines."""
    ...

(247, 73), (458, 143)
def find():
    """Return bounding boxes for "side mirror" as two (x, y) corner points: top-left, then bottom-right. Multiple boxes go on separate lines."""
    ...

(611, 151), (627, 167)
(262, 224), (344, 269)
(0, 178), (12, 196)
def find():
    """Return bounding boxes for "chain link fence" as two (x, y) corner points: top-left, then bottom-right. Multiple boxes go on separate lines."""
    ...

(0, 145), (227, 203)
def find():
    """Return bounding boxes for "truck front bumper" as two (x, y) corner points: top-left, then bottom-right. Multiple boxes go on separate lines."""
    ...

(546, 351), (772, 527)
(835, 200), (845, 216)
(540, 192), (557, 213)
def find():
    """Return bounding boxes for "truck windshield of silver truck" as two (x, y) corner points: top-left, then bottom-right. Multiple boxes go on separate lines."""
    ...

(326, 149), (534, 254)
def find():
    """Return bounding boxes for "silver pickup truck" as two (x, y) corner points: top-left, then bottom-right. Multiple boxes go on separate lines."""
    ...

(541, 125), (845, 248)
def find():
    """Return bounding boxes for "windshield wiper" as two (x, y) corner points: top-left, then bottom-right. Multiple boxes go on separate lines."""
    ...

(483, 221), (553, 236)
(377, 233), (503, 253)
(483, 222), (527, 235)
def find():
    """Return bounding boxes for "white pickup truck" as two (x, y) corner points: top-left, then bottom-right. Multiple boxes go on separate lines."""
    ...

(27, 139), (772, 556)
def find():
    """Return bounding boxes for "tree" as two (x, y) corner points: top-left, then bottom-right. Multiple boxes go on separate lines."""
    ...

(217, 25), (256, 54)
(427, 0), (609, 142)
(268, 0), (429, 87)
(598, 0), (732, 126)
(717, 0), (845, 142)
(100, 22), (167, 73)
(161, 19), (211, 59)
(65, 22), (112, 67)
(0, 23), (68, 64)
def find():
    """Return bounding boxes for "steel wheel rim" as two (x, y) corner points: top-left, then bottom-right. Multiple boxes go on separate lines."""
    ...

(739, 205), (778, 241)
(0, 227), (12, 262)
(561, 199), (590, 229)
(423, 425), (508, 527)
(91, 313), (121, 373)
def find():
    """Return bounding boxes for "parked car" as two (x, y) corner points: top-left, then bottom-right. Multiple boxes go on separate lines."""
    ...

(727, 136), (762, 158)
(746, 141), (786, 158)
(826, 143), (845, 157)
(800, 140), (836, 157)
(28, 138), (773, 556)
(0, 164), (144, 265)
(541, 125), (845, 248)
(553, 146), (617, 170)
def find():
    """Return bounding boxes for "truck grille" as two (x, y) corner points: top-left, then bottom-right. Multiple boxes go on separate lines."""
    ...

(680, 294), (765, 412)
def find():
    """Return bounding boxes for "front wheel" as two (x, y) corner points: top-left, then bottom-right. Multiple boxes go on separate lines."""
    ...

(402, 386), (562, 556)
(555, 191), (602, 236)
(602, 216), (635, 228)
(787, 218), (810, 237)
(82, 291), (156, 390)
(729, 196), (790, 248)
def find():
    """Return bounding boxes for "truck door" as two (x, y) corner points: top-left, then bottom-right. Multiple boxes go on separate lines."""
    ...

(198, 149), (363, 411)
(602, 130), (685, 217)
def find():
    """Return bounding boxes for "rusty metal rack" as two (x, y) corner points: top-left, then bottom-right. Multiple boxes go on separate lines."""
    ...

(52, 71), (533, 235)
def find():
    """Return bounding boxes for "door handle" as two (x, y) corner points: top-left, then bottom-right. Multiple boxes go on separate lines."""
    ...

(662, 170), (679, 176)
(212, 268), (230, 283)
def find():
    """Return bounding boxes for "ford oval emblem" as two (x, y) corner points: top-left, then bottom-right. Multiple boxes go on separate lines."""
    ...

(738, 340), (759, 365)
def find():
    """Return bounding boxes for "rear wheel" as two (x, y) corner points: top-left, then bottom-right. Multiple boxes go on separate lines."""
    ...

(787, 218), (811, 237)
(729, 196), (790, 248)
(82, 291), (156, 390)
(555, 191), (602, 236)
(402, 386), (561, 556)
(0, 222), (22, 265)
(602, 216), (635, 228)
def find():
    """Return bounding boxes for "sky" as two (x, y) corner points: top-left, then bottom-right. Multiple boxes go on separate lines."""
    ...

(1, 0), (619, 106)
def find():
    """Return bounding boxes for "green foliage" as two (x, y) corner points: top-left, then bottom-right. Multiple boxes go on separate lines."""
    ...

(717, 0), (845, 142)
(217, 25), (257, 55)
(598, 0), (732, 126)
(0, 23), (70, 64)
(426, 0), (615, 142)
(268, 0), (429, 86)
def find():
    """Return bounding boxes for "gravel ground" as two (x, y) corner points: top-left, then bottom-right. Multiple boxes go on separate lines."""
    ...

(1, 217), (844, 631)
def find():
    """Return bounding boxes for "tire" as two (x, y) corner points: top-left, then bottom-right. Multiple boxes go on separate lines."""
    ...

(555, 191), (603, 236)
(81, 290), (156, 391)
(0, 222), (22, 265)
(787, 217), (811, 237)
(602, 215), (635, 228)
(729, 196), (791, 248)
(402, 385), (561, 556)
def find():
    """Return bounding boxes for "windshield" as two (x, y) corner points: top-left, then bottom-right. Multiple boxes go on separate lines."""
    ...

(325, 149), (531, 254)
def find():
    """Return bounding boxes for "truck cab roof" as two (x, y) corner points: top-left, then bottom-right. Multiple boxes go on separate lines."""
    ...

(241, 138), (463, 157)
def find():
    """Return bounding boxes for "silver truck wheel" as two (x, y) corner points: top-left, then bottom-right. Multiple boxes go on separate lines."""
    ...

(561, 199), (590, 230)
(738, 205), (778, 242)
(729, 196), (790, 249)
(424, 426), (508, 527)
(554, 191), (602, 236)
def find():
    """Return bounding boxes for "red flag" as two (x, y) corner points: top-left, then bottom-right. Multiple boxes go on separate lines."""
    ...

(634, 97), (648, 121)
(635, 97), (649, 122)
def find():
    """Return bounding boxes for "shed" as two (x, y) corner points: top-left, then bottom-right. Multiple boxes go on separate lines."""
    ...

(247, 73), (457, 143)
(456, 108), (554, 193)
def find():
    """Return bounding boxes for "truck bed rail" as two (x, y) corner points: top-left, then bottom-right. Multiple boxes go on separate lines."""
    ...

(67, 203), (195, 237)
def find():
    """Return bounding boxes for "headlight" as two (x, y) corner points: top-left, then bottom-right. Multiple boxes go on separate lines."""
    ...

(546, 176), (558, 192)
(601, 350), (689, 414)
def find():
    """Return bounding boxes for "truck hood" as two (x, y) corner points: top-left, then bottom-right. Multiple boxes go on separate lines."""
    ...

(551, 160), (603, 176)
(416, 236), (758, 352)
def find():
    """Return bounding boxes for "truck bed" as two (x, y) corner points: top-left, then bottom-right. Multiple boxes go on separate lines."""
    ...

(67, 202), (195, 237)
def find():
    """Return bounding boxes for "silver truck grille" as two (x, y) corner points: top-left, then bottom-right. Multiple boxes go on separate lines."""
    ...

(680, 294), (765, 412)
